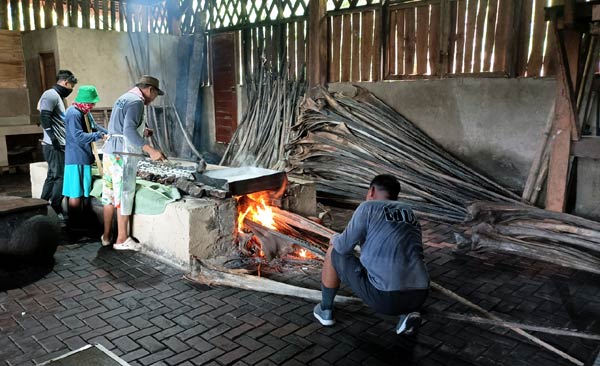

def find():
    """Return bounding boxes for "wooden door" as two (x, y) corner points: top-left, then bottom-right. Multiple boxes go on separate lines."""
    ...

(211, 32), (238, 143)
(39, 52), (56, 92)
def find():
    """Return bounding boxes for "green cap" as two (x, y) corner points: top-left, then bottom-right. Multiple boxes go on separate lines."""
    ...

(74, 85), (100, 103)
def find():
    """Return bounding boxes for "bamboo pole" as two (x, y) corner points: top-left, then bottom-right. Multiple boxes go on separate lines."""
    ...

(430, 281), (584, 366)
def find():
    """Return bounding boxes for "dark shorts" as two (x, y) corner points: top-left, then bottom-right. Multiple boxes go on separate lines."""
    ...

(331, 249), (428, 315)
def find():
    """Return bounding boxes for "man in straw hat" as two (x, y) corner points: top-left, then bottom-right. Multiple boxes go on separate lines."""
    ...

(101, 75), (165, 251)
(63, 85), (108, 229)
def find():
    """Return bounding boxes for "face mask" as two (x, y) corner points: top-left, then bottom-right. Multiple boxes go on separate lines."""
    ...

(54, 84), (73, 98)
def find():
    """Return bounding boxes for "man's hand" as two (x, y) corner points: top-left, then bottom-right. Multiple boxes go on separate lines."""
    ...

(51, 138), (62, 151)
(143, 128), (154, 138)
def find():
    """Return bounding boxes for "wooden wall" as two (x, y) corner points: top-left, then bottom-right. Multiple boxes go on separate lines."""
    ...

(0, 30), (25, 88)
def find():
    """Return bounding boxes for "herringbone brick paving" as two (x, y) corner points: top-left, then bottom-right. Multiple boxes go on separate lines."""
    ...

(1, 220), (600, 365)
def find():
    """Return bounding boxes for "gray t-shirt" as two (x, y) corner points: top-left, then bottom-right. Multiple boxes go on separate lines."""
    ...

(103, 91), (146, 154)
(332, 200), (430, 292)
(38, 88), (67, 145)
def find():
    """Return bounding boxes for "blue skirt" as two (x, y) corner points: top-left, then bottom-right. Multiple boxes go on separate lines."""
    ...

(62, 164), (93, 198)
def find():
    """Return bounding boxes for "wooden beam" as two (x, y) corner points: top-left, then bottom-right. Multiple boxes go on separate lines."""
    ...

(546, 26), (578, 212)
(571, 137), (600, 159)
(307, 0), (327, 88)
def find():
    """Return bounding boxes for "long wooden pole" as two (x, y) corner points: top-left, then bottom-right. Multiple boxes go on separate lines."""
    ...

(430, 281), (584, 366)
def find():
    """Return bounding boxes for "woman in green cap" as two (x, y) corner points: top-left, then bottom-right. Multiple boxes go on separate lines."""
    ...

(63, 85), (108, 229)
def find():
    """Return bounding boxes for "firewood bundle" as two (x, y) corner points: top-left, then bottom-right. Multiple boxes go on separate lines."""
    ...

(456, 201), (600, 275)
(220, 64), (306, 170)
(286, 86), (520, 223)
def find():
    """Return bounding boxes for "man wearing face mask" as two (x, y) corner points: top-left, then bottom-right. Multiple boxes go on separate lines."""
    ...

(38, 70), (78, 221)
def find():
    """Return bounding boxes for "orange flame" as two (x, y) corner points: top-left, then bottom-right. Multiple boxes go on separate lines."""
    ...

(237, 193), (277, 233)
(299, 249), (307, 258)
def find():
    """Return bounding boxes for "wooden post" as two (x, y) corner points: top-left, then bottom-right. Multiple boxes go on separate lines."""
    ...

(307, 0), (327, 89)
(546, 26), (579, 212)
(0, 0), (8, 29)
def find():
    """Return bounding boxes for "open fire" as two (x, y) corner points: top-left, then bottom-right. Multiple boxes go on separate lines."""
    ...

(235, 190), (319, 261)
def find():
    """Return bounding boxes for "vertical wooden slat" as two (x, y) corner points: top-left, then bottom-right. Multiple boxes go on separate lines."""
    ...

(9, 0), (18, 29)
(298, 20), (306, 73)
(473, 0), (487, 72)
(82, 0), (90, 28)
(94, 0), (99, 28)
(118, 0), (124, 31)
(517, 0), (533, 75)
(110, 0), (115, 29)
(463, 0), (478, 73)
(23, 0), (31, 30)
(493, 0), (512, 72)
(416, 5), (428, 75)
(341, 13), (351, 81)
(527, 0), (546, 77)
(372, 9), (381, 81)
(270, 25), (276, 69)
(429, 4), (440, 76)
(405, 7), (415, 75)
(265, 25), (273, 68)
(102, 0), (107, 29)
(273, 23), (281, 71)
(361, 10), (374, 81)
(444, 0), (457, 75)
(482, 0), (498, 71)
(33, 0), (40, 29)
(43, 0), (52, 28)
(0, 0), (8, 29)
(543, 23), (557, 76)
(56, 0), (64, 26)
(351, 12), (360, 81)
(454, 0), (466, 73)
(387, 9), (397, 77)
(330, 15), (342, 82)
(396, 9), (405, 75)
(288, 22), (296, 78)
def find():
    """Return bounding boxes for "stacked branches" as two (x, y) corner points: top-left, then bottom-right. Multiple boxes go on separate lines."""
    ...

(457, 201), (600, 275)
(286, 86), (520, 223)
(220, 64), (307, 170)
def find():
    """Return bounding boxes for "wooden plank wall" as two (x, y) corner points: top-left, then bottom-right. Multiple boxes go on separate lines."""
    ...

(386, 3), (441, 78)
(328, 9), (380, 82)
(0, 30), (25, 88)
(245, 20), (306, 80)
(353, 0), (558, 81)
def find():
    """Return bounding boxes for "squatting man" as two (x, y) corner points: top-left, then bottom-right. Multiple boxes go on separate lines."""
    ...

(314, 174), (430, 334)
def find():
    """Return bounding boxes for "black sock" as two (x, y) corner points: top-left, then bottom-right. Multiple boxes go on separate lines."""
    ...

(321, 283), (339, 310)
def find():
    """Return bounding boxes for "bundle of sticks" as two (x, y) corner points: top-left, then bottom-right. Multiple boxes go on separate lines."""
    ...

(220, 63), (306, 170)
(456, 201), (600, 274)
(286, 86), (520, 223)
